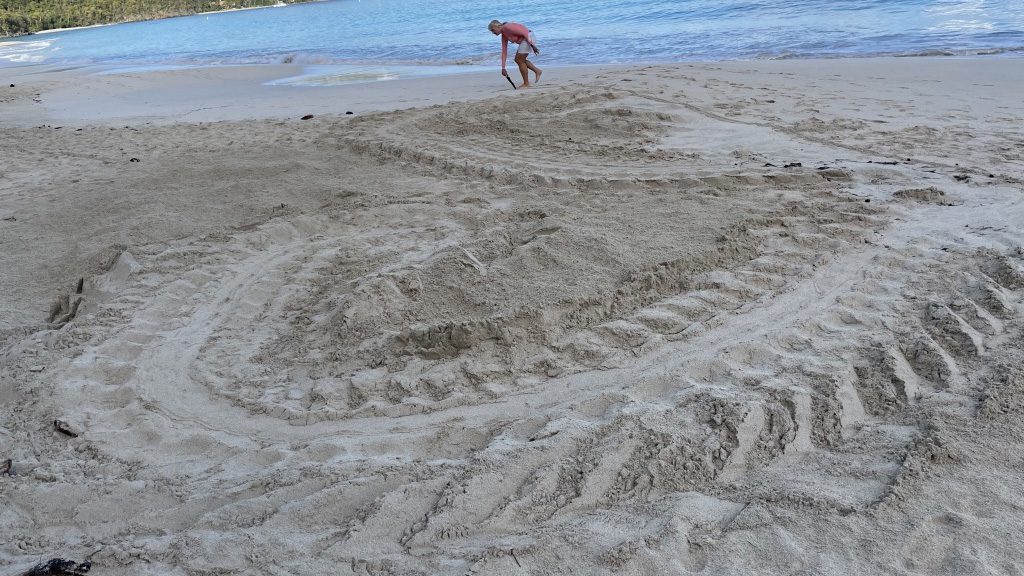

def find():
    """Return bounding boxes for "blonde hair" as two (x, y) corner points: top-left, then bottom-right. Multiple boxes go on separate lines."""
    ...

(488, 20), (503, 31)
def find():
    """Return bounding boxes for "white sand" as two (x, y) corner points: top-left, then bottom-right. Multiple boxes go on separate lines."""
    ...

(2, 58), (1024, 575)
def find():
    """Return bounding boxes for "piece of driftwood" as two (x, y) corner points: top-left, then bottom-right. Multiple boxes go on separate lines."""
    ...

(20, 558), (91, 576)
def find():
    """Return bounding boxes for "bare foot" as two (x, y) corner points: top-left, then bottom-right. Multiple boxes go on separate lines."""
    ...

(535, 68), (542, 83)
(520, 82), (531, 89)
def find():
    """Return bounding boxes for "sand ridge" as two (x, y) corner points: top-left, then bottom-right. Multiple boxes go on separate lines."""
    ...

(2, 58), (1024, 575)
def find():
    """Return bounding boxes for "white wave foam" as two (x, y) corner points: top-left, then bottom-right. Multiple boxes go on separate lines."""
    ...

(0, 39), (53, 64)
(0, 39), (52, 50)
(0, 54), (46, 63)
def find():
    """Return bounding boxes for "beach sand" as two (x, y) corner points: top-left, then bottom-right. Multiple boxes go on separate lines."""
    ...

(2, 57), (1023, 575)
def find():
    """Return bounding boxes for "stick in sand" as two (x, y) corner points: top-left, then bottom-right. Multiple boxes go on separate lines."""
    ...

(505, 75), (517, 90)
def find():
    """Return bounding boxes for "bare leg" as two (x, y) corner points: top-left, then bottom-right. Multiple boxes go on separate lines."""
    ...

(525, 59), (542, 83)
(515, 54), (531, 88)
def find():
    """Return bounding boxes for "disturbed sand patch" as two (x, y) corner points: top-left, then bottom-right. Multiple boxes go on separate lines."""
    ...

(3, 60), (1024, 575)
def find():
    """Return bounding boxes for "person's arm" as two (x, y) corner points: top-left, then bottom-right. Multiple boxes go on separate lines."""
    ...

(500, 37), (508, 74)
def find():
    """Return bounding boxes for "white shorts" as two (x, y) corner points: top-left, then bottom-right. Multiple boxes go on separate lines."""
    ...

(516, 32), (536, 54)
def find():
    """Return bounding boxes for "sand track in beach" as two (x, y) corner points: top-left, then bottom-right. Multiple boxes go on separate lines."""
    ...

(3, 61), (1024, 575)
(7, 177), (1021, 575)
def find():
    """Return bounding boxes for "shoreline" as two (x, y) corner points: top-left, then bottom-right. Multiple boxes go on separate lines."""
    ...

(2, 55), (1022, 127)
(2, 47), (1021, 77)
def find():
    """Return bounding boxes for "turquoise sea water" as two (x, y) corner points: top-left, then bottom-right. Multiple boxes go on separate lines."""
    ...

(1, 0), (1022, 79)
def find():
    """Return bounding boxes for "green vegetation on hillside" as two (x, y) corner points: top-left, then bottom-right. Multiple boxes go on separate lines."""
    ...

(0, 0), (311, 37)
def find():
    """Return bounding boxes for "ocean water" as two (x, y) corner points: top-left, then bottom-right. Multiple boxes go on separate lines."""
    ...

(1, 0), (1022, 81)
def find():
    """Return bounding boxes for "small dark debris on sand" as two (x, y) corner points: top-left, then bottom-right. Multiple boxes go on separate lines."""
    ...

(129, 157), (140, 163)
(346, 111), (354, 115)
(783, 162), (802, 168)
(1, 458), (11, 475)
(54, 419), (79, 438)
(301, 114), (314, 120)
(20, 558), (91, 576)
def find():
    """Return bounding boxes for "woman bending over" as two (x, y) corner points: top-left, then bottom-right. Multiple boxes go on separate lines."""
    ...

(488, 19), (542, 88)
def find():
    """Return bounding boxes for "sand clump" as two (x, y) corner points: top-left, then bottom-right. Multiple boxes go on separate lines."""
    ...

(893, 186), (949, 204)
(2, 59), (1024, 575)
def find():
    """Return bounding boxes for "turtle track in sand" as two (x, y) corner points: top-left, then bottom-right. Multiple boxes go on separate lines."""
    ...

(5, 174), (1021, 574)
(3, 69), (1024, 575)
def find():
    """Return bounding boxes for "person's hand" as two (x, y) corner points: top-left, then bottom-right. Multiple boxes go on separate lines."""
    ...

(502, 69), (509, 77)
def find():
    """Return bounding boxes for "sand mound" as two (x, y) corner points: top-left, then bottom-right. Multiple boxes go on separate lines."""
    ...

(894, 186), (949, 204)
